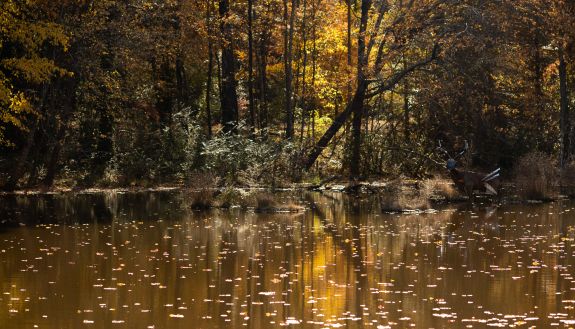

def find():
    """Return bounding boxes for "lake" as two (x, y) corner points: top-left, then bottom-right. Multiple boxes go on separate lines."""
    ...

(1, 191), (575, 328)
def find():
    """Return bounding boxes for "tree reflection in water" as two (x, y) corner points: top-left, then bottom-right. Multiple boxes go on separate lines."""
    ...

(1, 191), (575, 328)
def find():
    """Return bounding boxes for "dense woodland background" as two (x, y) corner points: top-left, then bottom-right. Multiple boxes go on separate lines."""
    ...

(0, 0), (574, 190)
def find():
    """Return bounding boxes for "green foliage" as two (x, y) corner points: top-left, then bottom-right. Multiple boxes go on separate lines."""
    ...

(105, 108), (205, 186)
(216, 187), (250, 208)
(202, 125), (296, 185)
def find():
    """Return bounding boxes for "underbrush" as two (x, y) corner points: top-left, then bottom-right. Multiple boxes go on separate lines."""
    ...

(560, 161), (575, 196)
(513, 151), (558, 200)
(379, 177), (432, 211)
(201, 127), (298, 186)
(424, 177), (462, 201)
(187, 187), (304, 212)
(188, 172), (219, 210)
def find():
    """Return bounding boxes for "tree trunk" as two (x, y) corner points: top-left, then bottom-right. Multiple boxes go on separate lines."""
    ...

(350, 0), (371, 179)
(155, 60), (175, 126)
(175, 55), (188, 113)
(346, 0), (352, 103)
(42, 123), (67, 187)
(560, 45), (570, 167)
(248, 0), (256, 134)
(299, 0), (308, 144)
(216, 51), (222, 107)
(311, 0), (317, 140)
(5, 120), (38, 190)
(258, 31), (269, 137)
(403, 57), (410, 141)
(4, 83), (50, 190)
(305, 80), (368, 170)
(284, 0), (296, 139)
(350, 80), (368, 178)
(43, 80), (77, 187)
(206, 0), (214, 138)
(219, 0), (239, 133)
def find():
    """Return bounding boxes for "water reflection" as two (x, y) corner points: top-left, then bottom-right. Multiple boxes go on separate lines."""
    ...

(1, 191), (575, 328)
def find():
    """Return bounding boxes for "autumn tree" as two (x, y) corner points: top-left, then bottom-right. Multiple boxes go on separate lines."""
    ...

(304, 0), (449, 177)
(0, 0), (69, 146)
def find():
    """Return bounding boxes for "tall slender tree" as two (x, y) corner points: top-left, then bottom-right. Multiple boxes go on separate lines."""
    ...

(284, 0), (297, 139)
(206, 0), (214, 138)
(559, 44), (570, 167)
(219, 0), (239, 133)
(247, 0), (256, 134)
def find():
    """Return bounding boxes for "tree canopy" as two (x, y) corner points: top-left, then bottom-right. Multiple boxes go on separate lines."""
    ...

(0, 0), (574, 189)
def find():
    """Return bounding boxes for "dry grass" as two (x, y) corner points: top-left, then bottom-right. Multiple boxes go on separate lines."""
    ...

(253, 193), (278, 211)
(559, 161), (575, 196)
(561, 161), (575, 185)
(424, 177), (462, 201)
(380, 178), (431, 212)
(251, 193), (304, 212)
(186, 171), (220, 189)
(189, 189), (215, 210)
(187, 172), (220, 210)
(514, 151), (558, 200)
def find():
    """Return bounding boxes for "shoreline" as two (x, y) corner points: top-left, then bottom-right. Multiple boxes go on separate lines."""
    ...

(0, 180), (571, 206)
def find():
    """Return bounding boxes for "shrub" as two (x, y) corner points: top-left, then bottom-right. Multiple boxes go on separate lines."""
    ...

(253, 193), (278, 211)
(380, 177), (431, 211)
(189, 189), (215, 210)
(561, 161), (575, 186)
(249, 192), (304, 212)
(201, 125), (297, 186)
(186, 171), (219, 189)
(424, 177), (462, 201)
(103, 108), (205, 187)
(216, 187), (250, 208)
(187, 171), (219, 210)
(514, 151), (558, 200)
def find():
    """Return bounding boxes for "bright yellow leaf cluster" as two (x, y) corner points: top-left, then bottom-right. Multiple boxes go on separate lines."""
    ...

(0, 0), (70, 146)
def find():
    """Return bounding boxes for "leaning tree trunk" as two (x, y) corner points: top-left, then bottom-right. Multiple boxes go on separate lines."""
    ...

(304, 0), (438, 171)
(305, 80), (368, 170)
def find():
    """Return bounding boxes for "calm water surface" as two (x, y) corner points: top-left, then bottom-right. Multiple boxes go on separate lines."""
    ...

(1, 191), (575, 328)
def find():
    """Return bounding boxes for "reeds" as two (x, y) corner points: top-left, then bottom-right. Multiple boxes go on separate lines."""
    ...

(514, 151), (558, 200)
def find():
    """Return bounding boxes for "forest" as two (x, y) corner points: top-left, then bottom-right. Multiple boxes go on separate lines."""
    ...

(0, 0), (574, 190)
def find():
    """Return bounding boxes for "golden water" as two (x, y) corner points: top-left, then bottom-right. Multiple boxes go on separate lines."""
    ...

(1, 191), (575, 328)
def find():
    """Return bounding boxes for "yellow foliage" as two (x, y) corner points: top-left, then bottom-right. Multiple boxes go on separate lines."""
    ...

(0, 0), (69, 145)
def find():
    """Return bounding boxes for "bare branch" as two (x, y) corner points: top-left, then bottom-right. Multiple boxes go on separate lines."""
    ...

(366, 43), (439, 97)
